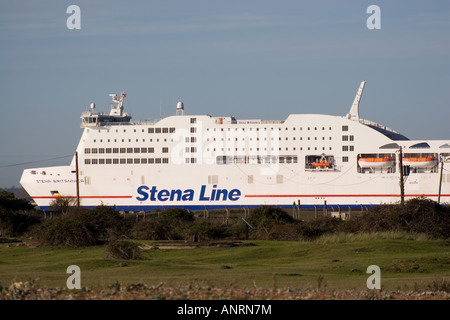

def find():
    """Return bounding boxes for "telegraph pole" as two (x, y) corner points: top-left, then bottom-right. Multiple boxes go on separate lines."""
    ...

(398, 146), (404, 205)
(438, 156), (444, 204)
(75, 151), (80, 207)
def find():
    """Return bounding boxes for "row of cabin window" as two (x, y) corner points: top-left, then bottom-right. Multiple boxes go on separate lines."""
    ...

(92, 125), (349, 134)
(208, 147), (333, 152)
(148, 127), (176, 134)
(206, 136), (334, 141)
(84, 158), (169, 165)
(84, 147), (169, 154)
(91, 138), (171, 143)
(204, 135), (352, 142)
(90, 127), (176, 133)
(90, 135), (352, 143)
(205, 126), (341, 132)
(216, 155), (351, 165)
(84, 145), (351, 155)
(216, 155), (298, 165)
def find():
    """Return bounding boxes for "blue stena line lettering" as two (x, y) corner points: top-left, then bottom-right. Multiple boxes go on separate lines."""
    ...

(136, 185), (241, 202)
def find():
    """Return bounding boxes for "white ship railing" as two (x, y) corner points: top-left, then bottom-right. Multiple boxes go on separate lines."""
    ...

(359, 118), (401, 134)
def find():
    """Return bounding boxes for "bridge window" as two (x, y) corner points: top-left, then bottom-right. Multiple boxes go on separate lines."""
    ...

(380, 143), (399, 149)
(410, 142), (430, 149)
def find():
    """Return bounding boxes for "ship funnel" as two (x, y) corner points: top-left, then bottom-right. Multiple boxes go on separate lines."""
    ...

(347, 81), (366, 122)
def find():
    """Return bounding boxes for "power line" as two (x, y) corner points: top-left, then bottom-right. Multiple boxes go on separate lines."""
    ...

(0, 155), (73, 169)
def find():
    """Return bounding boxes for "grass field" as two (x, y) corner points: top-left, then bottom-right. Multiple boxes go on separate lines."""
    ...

(1, 232), (449, 297)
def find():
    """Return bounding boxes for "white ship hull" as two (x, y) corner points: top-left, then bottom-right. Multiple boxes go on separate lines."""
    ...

(20, 84), (450, 211)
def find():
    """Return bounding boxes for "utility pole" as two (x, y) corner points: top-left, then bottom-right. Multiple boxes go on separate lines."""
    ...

(438, 155), (444, 204)
(75, 151), (80, 207)
(399, 146), (404, 205)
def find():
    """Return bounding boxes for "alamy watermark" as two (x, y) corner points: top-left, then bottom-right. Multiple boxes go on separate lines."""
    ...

(66, 5), (81, 30)
(66, 5), (380, 31)
(367, 5), (381, 30)
(66, 265), (81, 289)
(366, 265), (381, 289)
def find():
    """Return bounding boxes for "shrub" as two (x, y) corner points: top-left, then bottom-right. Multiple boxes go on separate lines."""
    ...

(131, 208), (196, 240)
(344, 198), (450, 238)
(0, 208), (42, 237)
(105, 239), (143, 260)
(0, 190), (34, 211)
(245, 206), (298, 240)
(74, 206), (133, 240)
(297, 216), (343, 241)
(48, 197), (78, 213)
(30, 205), (131, 247)
(159, 207), (195, 224)
(32, 214), (97, 247)
(189, 220), (233, 241)
(131, 219), (178, 240)
(247, 206), (294, 229)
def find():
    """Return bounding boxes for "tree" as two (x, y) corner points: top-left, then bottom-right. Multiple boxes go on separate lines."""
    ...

(0, 190), (34, 211)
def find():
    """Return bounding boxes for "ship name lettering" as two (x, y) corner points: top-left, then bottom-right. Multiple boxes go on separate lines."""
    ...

(136, 185), (241, 202)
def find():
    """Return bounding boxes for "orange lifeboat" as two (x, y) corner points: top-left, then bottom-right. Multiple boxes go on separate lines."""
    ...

(358, 157), (394, 168)
(311, 154), (333, 168)
(402, 156), (437, 167)
(312, 160), (331, 167)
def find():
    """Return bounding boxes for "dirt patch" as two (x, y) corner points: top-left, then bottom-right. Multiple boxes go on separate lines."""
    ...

(139, 241), (256, 250)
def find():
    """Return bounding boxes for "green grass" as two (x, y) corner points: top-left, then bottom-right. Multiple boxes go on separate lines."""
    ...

(1, 232), (449, 292)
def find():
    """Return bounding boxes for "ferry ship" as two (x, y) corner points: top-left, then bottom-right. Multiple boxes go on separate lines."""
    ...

(20, 82), (450, 211)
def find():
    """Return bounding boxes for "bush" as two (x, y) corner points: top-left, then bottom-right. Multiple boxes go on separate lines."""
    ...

(297, 216), (343, 241)
(247, 206), (294, 229)
(131, 208), (195, 240)
(0, 190), (34, 211)
(32, 214), (97, 247)
(159, 207), (195, 224)
(189, 220), (234, 241)
(48, 197), (78, 213)
(74, 206), (133, 240)
(106, 239), (143, 260)
(30, 205), (131, 247)
(132, 219), (179, 240)
(0, 208), (41, 237)
(245, 206), (298, 240)
(344, 198), (450, 238)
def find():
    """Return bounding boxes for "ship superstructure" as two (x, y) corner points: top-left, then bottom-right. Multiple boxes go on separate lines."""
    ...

(20, 82), (450, 210)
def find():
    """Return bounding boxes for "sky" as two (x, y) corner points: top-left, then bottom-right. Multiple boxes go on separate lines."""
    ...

(0, 0), (449, 188)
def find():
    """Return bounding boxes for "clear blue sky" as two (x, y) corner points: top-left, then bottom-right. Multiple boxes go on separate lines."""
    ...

(1, 0), (449, 188)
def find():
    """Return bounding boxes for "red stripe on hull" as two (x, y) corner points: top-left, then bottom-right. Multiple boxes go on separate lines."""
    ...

(245, 194), (449, 198)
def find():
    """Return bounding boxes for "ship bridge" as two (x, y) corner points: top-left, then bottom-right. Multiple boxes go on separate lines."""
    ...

(81, 93), (131, 127)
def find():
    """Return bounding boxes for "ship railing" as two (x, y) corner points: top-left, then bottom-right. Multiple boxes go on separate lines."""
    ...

(359, 118), (400, 134)
(133, 120), (159, 125)
(261, 120), (284, 124)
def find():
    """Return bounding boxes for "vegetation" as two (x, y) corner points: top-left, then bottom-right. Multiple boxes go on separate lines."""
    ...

(1, 191), (449, 298)
(30, 206), (133, 247)
(1, 190), (449, 245)
(0, 190), (41, 237)
(343, 198), (450, 238)
(0, 189), (34, 211)
(105, 239), (143, 260)
(1, 233), (449, 294)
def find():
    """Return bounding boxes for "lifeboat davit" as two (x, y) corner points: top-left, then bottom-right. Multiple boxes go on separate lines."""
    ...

(402, 156), (437, 168)
(358, 157), (394, 168)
